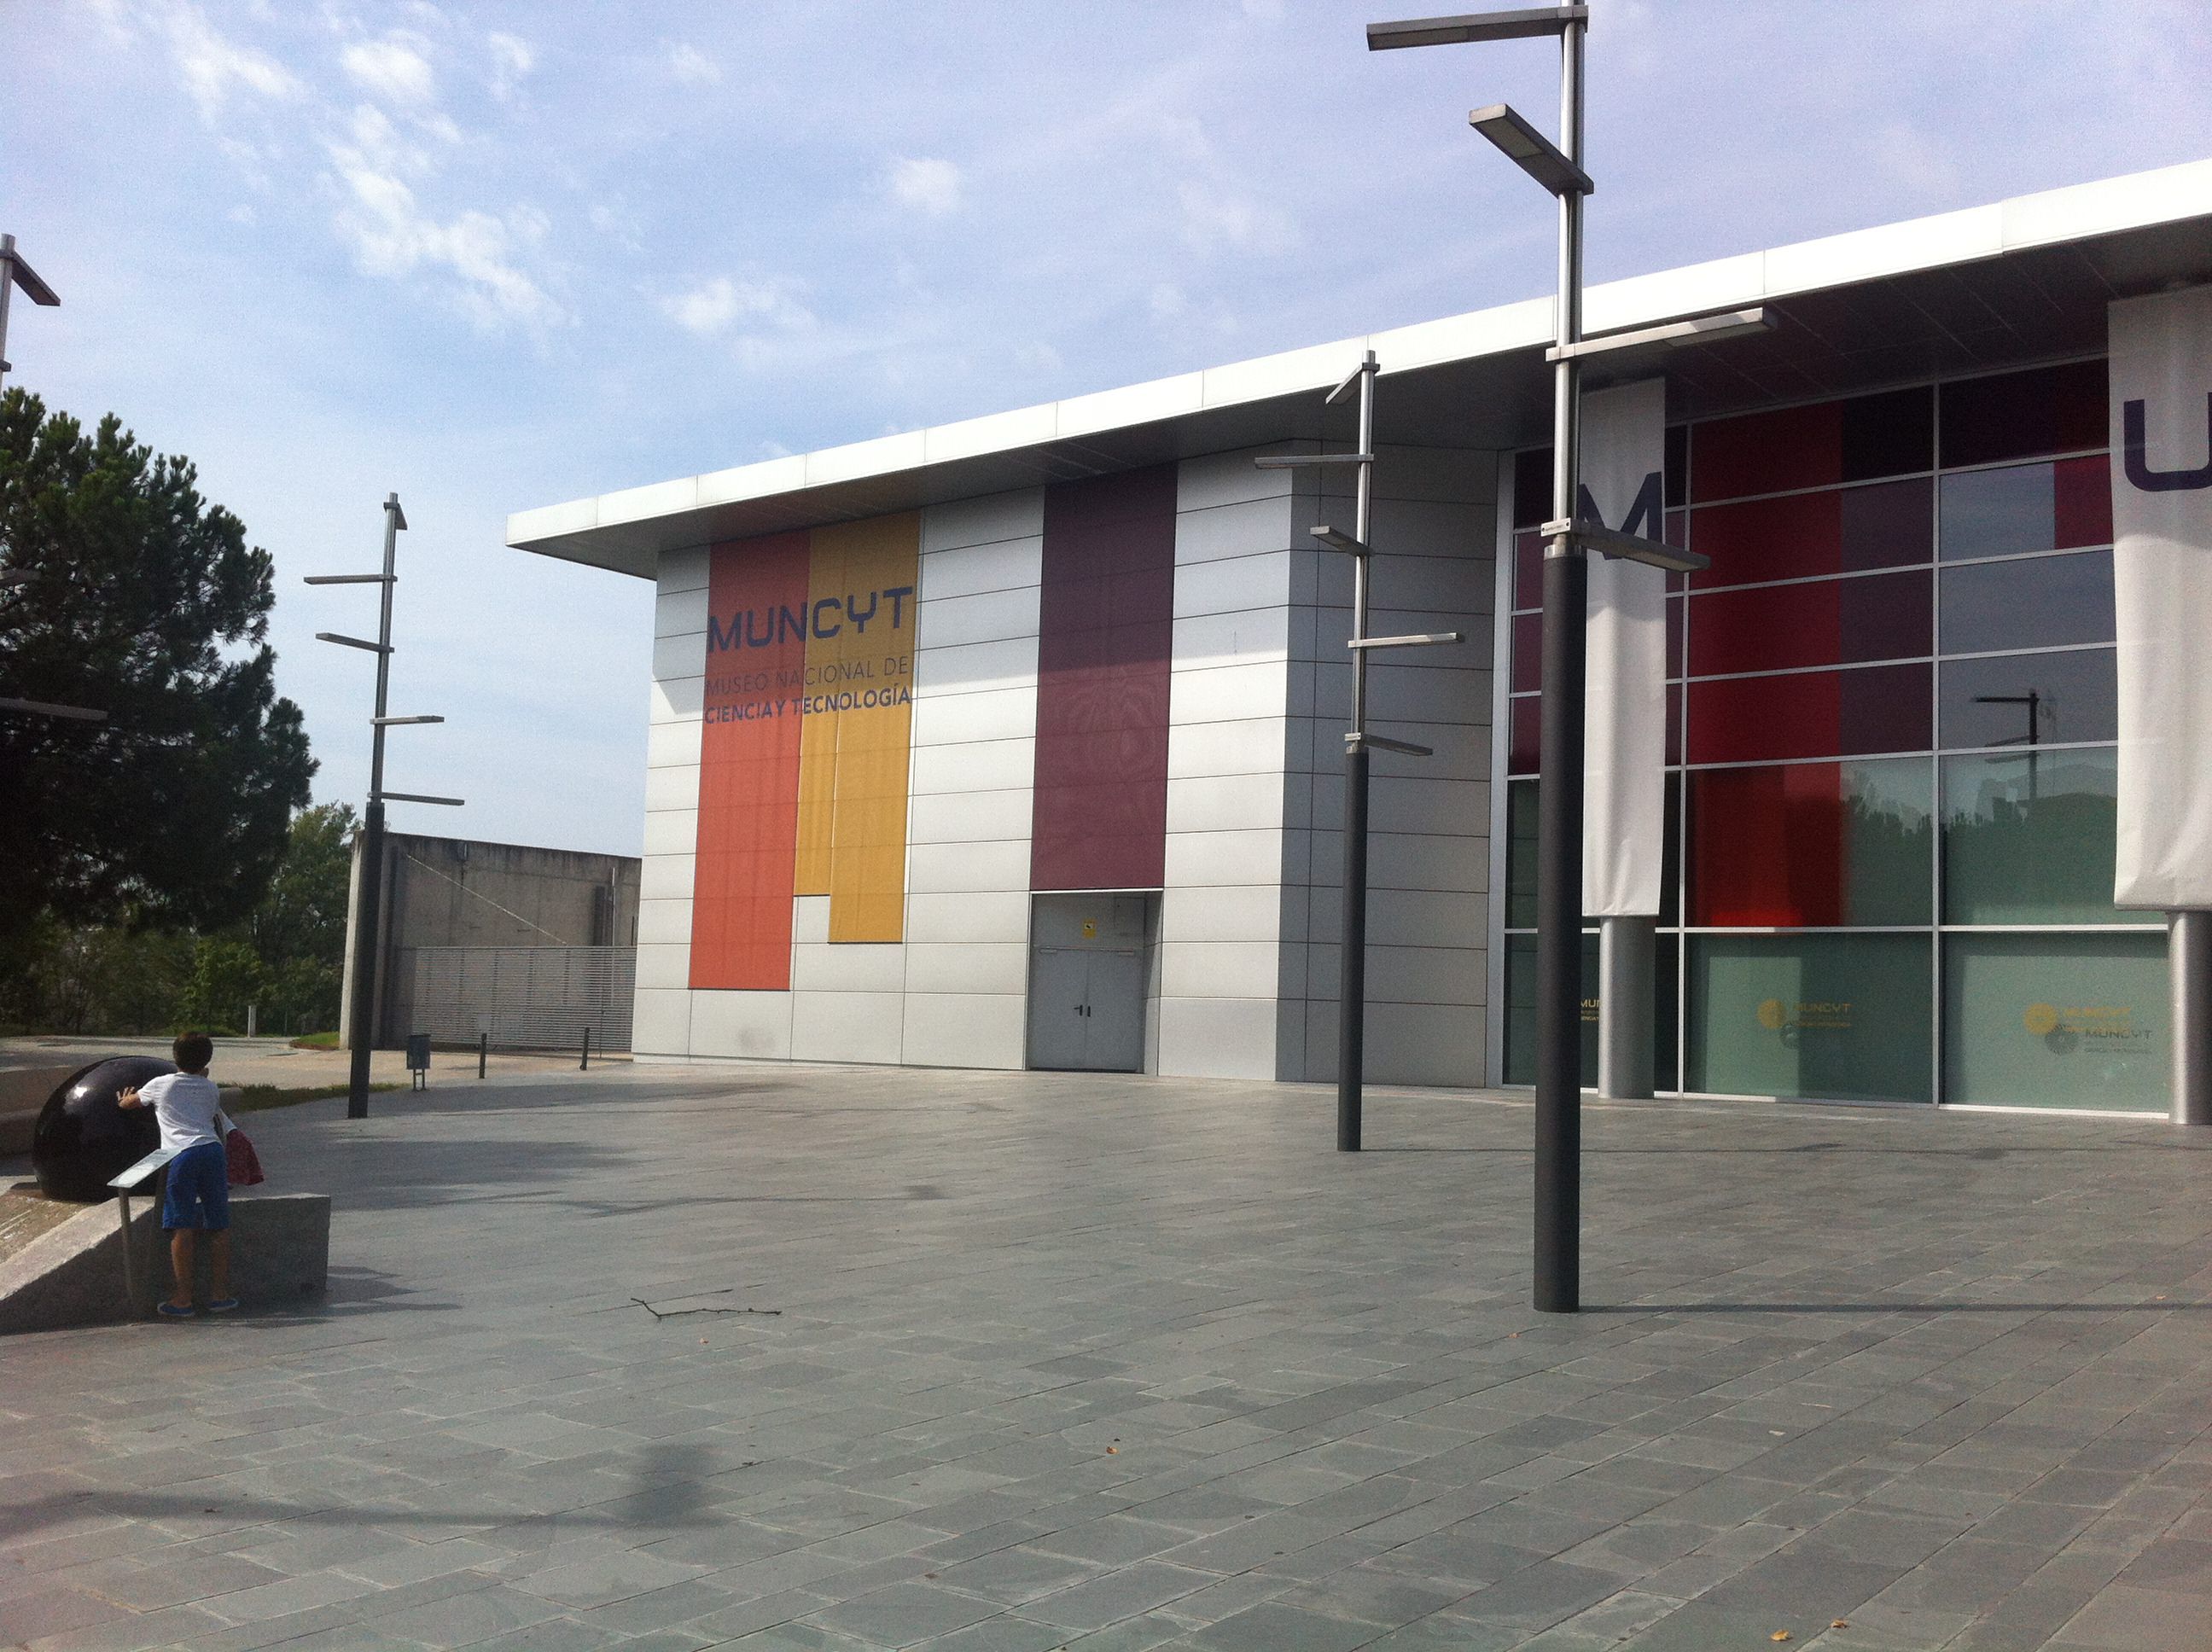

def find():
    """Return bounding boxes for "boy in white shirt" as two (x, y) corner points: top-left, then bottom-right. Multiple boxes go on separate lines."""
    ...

(119, 1032), (237, 1318)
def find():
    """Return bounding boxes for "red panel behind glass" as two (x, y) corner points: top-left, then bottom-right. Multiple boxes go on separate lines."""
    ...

(1692, 489), (1842, 586)
(1032, 466), (1175, 891)
(2053, 453), (2115, 549)
(1689, 570), (1930, 678)
(1688, 764), (1847, 926)
(1692, 402), (1842, 503)
(1686, 663), (1930, 765)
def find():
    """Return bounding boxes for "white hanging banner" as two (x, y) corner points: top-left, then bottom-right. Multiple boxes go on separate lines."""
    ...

(2111, 286), (2212, 909)
(1578, 377), (1668, 916)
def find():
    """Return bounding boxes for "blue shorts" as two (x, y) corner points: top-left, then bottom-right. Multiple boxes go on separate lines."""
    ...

(161, 1142), (230, 1231)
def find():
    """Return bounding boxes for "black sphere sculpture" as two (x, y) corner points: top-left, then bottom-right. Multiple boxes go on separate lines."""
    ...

(31, 1057), (172, 1203)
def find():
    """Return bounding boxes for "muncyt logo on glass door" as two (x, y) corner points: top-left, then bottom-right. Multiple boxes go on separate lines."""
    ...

(689, 512), (920, 990)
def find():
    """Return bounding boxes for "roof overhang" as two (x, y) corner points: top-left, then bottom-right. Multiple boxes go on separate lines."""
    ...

(510, 160), (2212, 581)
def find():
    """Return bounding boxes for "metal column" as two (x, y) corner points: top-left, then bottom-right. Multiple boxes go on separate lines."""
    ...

(1533, 13), (1589, 1313)
(343, 496), (404, 1121)
(1339, 356), (1379, 1152)
(1598, 914), (1655, 1099)
(2173, 910), (2212, 1126)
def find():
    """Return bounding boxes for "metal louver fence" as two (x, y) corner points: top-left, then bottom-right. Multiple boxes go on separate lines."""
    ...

(409, 945), (634, 1052)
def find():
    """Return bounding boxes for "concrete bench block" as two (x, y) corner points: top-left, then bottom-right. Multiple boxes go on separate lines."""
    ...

(0, 1192), (330, 1334)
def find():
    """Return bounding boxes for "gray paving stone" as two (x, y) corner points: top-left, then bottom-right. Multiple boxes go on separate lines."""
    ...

(2, 1067), (2208, 1652)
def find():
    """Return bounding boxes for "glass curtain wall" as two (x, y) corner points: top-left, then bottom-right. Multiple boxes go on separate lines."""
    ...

(1502, 359), (2168, 1113)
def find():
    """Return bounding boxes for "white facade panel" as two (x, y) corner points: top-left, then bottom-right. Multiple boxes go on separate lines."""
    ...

(915, 636), (1040, 698)
(639, 854), (696, 902)
(911, 686), (1039, 749)
(908, 788), (1033, 846)
(651, 632), (706, 683)
(641, 810), (698, 858)
(910, 737), (1035, 798)
(1164, 771), (1287, 835)
(655, 585), (708, 637)
(656, 544), (709, 594)
(924, 495), (1044, 559)
(1163, 829), (1283, 889)
(1156, 997), (1279, 1080)
(645, 765), (700, 812)
(904, 942), (1028, 996)
(1171, 608), (1292, 671)
(906, 890), (1030, 945)
(922, 488), (1045, 554)
(917, 585), (1042, 650)
(636, 898), (693, 945)
(791, 992), (906, 1064)
(792, 942), (905, 995)
(632, 988), (692, 1058)
(901, 992), (1027, 1069)
(1174, 552), (1292, 619)
(634, 942), (690, 992)
(646, 720), (702, 769)
(649, 676), (703, 724)
(691, 990), (794, 1062)
(918, 538), (1045, 603)
(907, 838), (1034, 894)
(1167, 660), (1291, 726)
(1167, 718), (1289, 780)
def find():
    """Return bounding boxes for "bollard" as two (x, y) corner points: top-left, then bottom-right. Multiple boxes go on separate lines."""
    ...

(580, 1027), (591, 1071)
(478, 1031), (487, 1079)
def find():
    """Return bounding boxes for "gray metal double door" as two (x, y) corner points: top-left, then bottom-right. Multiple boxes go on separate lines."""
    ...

(1027, 893), (1150, 1073)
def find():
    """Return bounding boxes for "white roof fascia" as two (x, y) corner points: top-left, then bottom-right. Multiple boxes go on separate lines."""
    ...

(509, 157), (2212, 558)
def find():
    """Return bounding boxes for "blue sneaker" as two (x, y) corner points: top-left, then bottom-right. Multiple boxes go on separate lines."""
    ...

(206, 1298), (240, 1313)
(156, 1301), (195, 1318)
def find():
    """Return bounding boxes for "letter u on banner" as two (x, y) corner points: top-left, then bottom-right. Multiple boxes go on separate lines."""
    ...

(1579, 378), (1669, 916)
(2110, 285), (2212, 908)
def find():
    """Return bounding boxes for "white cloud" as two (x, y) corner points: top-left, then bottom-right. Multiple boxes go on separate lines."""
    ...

(142, 0), (302, 121)
(1149, 282), (1187, 321)
(325, 105), (565, 330)
(487, 32), (533, 101)
(667, 43), (721, 84)
(1178, 179), (1295, 255)
(1013, 341), (1062, 372)
(341, 34), (437, 106)
(888, 156), (963, 217)
(658, 276), (813, 338)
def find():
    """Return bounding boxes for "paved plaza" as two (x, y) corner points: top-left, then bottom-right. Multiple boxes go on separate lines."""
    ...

(2, 1065), (2209, 1651)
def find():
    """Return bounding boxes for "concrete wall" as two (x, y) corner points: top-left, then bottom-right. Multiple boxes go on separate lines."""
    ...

(352, 834), (641, 1047)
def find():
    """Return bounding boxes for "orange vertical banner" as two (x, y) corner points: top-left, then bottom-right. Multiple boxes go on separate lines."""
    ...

(796, 514), (919, 942)
(690, 532), (810, 989)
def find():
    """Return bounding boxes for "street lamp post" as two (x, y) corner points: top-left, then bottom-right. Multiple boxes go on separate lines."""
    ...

(0, 234), (61, 390)
(308, 493), (461, 1120)
(1258, 358), (1464, 1149)
(1370, 6), (1715, 1310)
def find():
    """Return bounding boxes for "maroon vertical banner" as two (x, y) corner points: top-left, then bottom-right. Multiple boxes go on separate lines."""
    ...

(1031, 465), (1176, 890)
(690, 532), (811, 990)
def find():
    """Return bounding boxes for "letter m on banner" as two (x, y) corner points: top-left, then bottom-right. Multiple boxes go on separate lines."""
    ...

(2110, 284), (2212, 908)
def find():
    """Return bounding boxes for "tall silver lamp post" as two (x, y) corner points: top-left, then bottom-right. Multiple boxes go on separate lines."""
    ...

(1258, 355), (1464, 1149)
(1369, 6), (1714, 1310)
(308, 493), (461, 1120)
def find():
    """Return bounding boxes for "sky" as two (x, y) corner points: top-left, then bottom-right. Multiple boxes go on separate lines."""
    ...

(8, 0), (2212, 858)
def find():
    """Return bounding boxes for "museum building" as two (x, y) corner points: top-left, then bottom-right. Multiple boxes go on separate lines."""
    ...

(509, 159), (2212, 1115)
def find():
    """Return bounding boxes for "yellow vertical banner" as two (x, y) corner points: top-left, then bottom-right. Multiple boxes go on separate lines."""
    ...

(795, 513), (919, 941)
